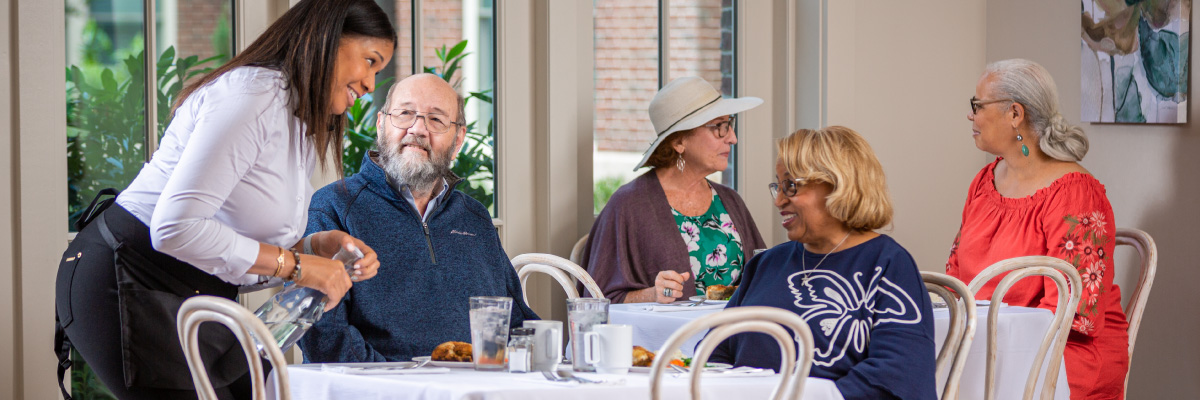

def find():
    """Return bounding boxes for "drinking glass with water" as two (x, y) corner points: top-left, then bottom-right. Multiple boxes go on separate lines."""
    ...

(567, 297), (610, 372)
(470, 296), (513, 370)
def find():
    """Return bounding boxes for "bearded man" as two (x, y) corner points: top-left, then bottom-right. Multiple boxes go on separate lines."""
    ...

(299, 74), (538, 363)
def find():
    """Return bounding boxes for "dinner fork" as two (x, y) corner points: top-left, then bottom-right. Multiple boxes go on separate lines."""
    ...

(406, 357), (432, 369)
(541, 369), (602, 384)
(685, 298), (707, 307)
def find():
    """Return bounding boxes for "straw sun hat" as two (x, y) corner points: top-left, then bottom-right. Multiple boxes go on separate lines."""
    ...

(634, 76), (763, 170)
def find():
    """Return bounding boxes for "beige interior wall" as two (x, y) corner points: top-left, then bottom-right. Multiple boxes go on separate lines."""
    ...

(986, 1), (1197, 397)
(818, 1), (989, 269)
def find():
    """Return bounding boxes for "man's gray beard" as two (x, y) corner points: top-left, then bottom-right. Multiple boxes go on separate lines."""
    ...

(378, 135), (455, 194)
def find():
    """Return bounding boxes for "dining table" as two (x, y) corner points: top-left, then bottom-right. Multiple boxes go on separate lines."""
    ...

(269, 362), (847, 400)
(609, 301), (1070, 400)
(267, 302), (1069, 400)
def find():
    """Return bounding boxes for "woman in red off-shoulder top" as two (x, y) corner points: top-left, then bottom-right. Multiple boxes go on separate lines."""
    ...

(946, 59), (1128, 399)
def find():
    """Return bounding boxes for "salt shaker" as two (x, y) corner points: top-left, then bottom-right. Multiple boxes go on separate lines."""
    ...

(507, 327), (534, 373)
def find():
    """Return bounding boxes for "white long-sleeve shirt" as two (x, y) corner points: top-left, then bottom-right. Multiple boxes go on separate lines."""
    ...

(117, 67), (316, 285)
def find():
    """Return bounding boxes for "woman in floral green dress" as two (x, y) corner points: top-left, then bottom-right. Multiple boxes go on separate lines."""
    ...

(581, 76), (767, 303)
(674, 196), (746, 295)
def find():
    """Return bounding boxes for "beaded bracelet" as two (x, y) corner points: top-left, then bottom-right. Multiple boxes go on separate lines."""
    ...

(289, 251), (304, 282)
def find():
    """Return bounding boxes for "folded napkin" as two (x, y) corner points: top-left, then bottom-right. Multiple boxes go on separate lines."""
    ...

(670, 367), (774, 378)
(320, 365), (451, 375)
(643, 303), (726, 312)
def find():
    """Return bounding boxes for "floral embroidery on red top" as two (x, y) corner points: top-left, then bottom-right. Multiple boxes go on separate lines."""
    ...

(1057, 212), (1110, 335)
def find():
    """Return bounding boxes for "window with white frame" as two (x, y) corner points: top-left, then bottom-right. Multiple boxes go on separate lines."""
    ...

(65, 0), (236, 232)
(591, 0), (737, 213)
(63, 0), (238, 392)
(368, 0), (498, 216)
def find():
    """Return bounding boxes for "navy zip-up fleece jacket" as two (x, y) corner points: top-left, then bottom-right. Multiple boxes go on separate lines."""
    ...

(299, 154), (538, 363)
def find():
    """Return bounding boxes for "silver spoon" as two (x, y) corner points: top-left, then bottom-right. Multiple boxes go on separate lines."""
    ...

(685, 298), (708, 307)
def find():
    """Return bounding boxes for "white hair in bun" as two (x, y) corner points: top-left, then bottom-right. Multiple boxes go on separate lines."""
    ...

(985, 59), (1088, 162)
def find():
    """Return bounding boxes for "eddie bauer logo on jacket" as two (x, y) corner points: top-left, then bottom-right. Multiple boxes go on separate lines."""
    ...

(450, 230), (476, 237)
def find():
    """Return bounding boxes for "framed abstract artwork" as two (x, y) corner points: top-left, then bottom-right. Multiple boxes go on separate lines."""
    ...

(1082, 0), (1191, 123)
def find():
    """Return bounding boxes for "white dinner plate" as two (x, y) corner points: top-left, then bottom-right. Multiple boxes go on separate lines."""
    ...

(293, 361), (418, 370)
(630, 362), (733, 373)
(688, 296), (729, 304)
(412, 356), (474, 368)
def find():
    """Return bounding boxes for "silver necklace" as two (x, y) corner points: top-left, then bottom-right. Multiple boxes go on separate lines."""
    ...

(801, 231), (852, 283)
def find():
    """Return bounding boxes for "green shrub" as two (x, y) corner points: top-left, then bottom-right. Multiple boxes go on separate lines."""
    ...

(593, 176), (626, 214)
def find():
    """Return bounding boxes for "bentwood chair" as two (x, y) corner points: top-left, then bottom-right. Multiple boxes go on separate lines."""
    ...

(922, 271), (977, 400)
(569, 234), (590, 265)
(648, 306), (815, 400)
(511, 253), (604, 305)
(967, 256), (1081, 400)
(177, 295), (291, 400)
(1115, 228), (1157, 395)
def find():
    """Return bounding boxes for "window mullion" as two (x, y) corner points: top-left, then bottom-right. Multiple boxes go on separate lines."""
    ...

(411, 0), (423, 74)
(144, 0), (159, 161)
(657, 0), (670, 89)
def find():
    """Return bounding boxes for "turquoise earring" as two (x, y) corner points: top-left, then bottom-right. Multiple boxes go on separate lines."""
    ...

(1016, 133), (1029, 157)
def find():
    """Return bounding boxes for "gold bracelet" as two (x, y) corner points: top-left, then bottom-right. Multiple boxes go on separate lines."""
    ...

(274, 246), (285, 277)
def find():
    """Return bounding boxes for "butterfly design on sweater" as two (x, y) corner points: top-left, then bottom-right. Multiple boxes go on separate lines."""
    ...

(787, 266), (922, 366)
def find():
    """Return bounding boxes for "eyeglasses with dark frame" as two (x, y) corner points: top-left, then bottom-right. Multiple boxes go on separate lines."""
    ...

(700, 116), (737, 139)
(768, 177), (809, 198)
(381, 109), (462, 134)
(969, 96), (1014, 115)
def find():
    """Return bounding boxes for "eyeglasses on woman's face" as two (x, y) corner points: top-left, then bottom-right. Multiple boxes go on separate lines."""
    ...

(382, 109), (461, 134)
(701, 116), (736, 139)
(768, 177), (809, 198)
(969, 96), (1013, 115)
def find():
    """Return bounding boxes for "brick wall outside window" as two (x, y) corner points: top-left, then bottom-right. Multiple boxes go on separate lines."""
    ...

(175, 0), (227, 61)
(595, 0), (733, 153)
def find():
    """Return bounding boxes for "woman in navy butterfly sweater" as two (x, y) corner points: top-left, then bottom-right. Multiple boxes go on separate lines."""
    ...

(710, 126), (936, 400)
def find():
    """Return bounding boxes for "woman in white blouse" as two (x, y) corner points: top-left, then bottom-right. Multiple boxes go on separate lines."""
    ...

(54, 1), (390, 398)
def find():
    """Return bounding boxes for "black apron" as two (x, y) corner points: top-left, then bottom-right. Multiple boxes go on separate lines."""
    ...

(55, 190), (250, 398)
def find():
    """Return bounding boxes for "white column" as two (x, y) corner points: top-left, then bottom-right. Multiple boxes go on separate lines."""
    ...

(10, 0), (68, 398)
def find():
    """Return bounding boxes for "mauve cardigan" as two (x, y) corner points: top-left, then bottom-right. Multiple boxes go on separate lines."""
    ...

(581, 171), (767, 303)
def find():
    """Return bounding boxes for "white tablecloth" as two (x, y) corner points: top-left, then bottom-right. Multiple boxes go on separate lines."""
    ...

(270, 366), (845, 400)
(609, 302), (1069, 400)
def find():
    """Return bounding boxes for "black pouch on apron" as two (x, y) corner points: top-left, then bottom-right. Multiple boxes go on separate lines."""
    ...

(96, 212), (250, 390)
(55, 188), (120, 400)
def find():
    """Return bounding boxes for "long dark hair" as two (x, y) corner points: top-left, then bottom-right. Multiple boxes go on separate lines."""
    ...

(173, 0), (397, 173)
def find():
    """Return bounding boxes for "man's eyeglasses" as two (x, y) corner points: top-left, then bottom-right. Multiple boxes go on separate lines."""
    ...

(701, 116), (736, 139)
(969, 96), (1013, 115)
(382, 109), (461, 134)
(768, 178), (809, 198)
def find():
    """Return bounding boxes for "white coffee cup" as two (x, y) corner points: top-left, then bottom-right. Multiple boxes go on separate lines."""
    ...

(583, 324), (632, 375)
(522, 320), (563, 371)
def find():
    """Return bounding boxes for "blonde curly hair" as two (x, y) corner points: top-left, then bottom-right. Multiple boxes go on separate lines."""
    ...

(776, 126), (893, 231)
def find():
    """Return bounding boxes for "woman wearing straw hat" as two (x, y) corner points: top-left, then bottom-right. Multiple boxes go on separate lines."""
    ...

(581, 77), (767, 304)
